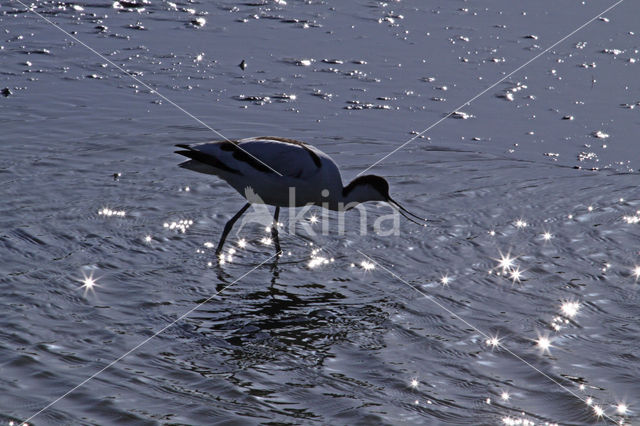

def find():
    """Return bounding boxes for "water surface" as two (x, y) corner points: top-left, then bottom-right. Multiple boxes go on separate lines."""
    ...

(2, 0), (639, 424)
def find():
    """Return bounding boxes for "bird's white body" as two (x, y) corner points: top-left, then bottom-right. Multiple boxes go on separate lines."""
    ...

(177, 136), (379, 210)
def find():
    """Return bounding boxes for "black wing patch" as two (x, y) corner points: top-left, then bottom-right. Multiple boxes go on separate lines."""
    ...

(219, 141), (275, 174)
(258, 136), (323, 168)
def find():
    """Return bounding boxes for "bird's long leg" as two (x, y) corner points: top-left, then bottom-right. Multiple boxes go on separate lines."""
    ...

(216, 203), (251, 256)
(271, 206), (282, 255)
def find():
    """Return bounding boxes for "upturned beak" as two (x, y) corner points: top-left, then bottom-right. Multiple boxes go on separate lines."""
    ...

(388, 197), (428, 227)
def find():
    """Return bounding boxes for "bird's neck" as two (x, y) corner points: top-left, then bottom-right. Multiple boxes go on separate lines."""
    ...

(337, 184), (380, 210)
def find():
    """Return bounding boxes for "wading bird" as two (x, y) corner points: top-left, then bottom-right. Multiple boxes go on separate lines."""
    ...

(175, 137), (426, 256)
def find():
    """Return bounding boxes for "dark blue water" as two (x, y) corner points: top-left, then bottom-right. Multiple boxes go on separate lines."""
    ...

(2, 0), (639, 424)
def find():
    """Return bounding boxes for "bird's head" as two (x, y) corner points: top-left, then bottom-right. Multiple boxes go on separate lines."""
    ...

(343, 175), (390, 202)
(343, 175), (427, 226)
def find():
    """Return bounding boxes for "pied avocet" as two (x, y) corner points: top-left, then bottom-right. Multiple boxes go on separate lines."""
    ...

(175, 136), (426, 255)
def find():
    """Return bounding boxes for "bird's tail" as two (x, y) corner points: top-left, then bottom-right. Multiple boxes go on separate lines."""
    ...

(174, 144), (239, 174)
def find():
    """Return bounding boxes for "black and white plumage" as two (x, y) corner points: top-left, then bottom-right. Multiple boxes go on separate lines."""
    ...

(175, 136), (426, 255)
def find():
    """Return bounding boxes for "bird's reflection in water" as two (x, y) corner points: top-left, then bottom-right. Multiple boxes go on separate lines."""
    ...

(164, 261), (392, 423)
(193, 258), (365, 362)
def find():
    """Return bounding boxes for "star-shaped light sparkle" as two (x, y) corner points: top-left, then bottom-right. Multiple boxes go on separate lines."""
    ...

(593, 404), (604, 418)
(485, 334), (502, 349)
(535, 332), (553, 355)
(77, 270), (101, 297)
(560, 301), (580, 318)
(494, 250), (517, 273)
(509, 266), (523, 284)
